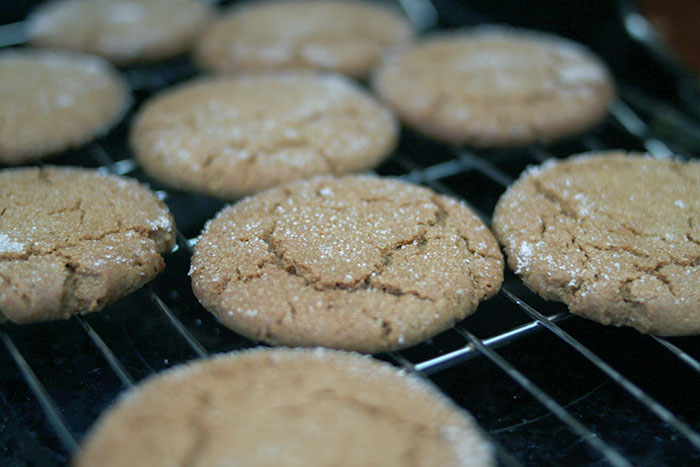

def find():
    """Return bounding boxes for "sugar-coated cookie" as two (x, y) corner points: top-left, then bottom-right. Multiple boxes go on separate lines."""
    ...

(493, 152), (700, 335)
(131, 73), (398, 199)
(0, 49), (130, 164)
(195, 0), (414, 78)
(191, 175), (503, 353)
(74, 347), (495, 467)
(372, 26), (615, 147)
(0, 167), (175, 324)
(26, 0), (213, 65)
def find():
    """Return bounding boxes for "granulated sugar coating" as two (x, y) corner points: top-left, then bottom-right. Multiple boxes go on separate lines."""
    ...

(131, 73), (398, 199)
(74, 347), (495, 467)
(195, 0), (414, 78)
(493, 152), (700, 336)
(0, 167), (175, 324)
(372, 26), (615, 148)
(0, 49), (130, 164)
(191, 175), (503, 353)
(26, 0), (213, 65)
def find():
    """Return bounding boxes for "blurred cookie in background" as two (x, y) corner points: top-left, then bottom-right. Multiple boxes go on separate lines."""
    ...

(372, 26), (615, 148)
(131, 72), (398, 199)
(26, 0), (213, 65)
(195, 0), (415, 78)
(0, 49), (130, 164)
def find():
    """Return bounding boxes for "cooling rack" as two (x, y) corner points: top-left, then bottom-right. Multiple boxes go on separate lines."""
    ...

(1, 1), (699, 466)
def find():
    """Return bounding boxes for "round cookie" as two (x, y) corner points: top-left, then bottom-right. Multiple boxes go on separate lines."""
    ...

(26, 0), (213, 65)
(492, 152), (700, 336)
(191, 175), (503, 353)
(195, 0), (415, 78)
(0, 167), (175, 324)
(0, 49), (130, 165)
(131, 73), (398, 199)
(372, 26), (615, 147)
(74, 347), (495, 467)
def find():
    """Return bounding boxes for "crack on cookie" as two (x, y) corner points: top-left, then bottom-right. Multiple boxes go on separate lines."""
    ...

(37, 169), (52, 184)
(424, 88), (450, 122)
(255, 193), (500, 304)
(0, 270), (32, 308)
(272, 384), (436, 456)
(313, 146), (336, 173)
(47, 199), (85, 220)
(305, 387), (434, 458)
(381, 319), (392, 336)
(429, 195), (448, 227)
(0, 226), (166, 263)
(287, 300), (298, 321)
(532, 180), (578, 219)
(260, 223), (300, 278)
(255, 213), (436, 302)
(294, 108), (326, 127)
(200, 150), (219, 170)
(59, 262), (79, 312)
(181, 391), (213, 467)
(156, 91), (388, 190)
(530, 176), (700, 290)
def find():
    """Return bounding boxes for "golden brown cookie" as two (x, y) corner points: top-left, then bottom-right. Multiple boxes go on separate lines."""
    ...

(372, 26), (615, 147)
(26, 0), (213, 65)
(195, 0), (415, 78)
(0, 167), (176, 324)
(0, 49), (130, 164)
(191, 175), (503, 353)
(131, 73), (398, 199)
(493, 152), (700, 336)
(74, 347), (495, 467)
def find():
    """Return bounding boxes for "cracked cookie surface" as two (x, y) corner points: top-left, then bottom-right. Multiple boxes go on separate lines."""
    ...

(191, 175), (503, 353)
(371, 26), (615, 147)
(131, 73), (398, 199)
(0, 167), (175, 324)
(74, 347), (494, 467)
(26, 0), (213, 65)
(195, 0), (414, 78)
(0, 49), (130, 164)
(493, 152), (700, 335)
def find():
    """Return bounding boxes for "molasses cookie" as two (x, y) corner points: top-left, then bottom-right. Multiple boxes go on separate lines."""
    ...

(131, 73), (398, 199)
(372, 26), (615, 147)
(0, 167), (175, 324)
(0, 49), (130, 164)
(493, 152), (700, 335)
(191, 175), (503, 353)
(26, 0), (213, 65)
(195, 0), (415, 78)
(74, 347), (495, 467)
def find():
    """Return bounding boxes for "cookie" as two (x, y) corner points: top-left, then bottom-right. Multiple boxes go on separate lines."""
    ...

(195, 0), (415, 78)
(74, 347), (495, 467)
(131, 73), (398, 199)
(191, 175), (503, 353)
(0, 167), (176, 324)
(26, 0), (213, 65)
(372, 26), (615, 147)
(0, 49), (130, 165)
(492, 152), (700, 336)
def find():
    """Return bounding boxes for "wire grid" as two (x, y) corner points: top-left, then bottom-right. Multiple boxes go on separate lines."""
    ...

(1, 2), (700, 466)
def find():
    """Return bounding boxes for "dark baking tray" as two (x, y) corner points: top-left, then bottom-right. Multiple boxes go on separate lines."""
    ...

(1, 1), (700, 466)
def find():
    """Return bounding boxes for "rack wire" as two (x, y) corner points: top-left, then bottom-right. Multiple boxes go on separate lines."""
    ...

(2, 1), (700, 466)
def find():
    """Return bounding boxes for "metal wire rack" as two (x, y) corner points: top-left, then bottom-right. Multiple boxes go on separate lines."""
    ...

(1, 1), (700, 466)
